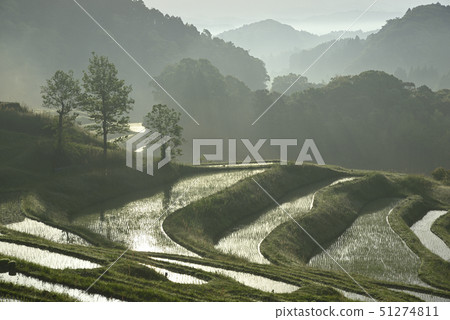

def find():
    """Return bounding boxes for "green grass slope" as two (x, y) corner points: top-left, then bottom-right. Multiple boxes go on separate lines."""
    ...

(163, 164), (345, 257)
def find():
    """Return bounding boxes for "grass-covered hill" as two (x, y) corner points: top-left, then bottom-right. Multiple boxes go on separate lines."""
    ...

(0, 103), (184, 227)
(0, 104), (449, 302)
(290, 3), (450, 89)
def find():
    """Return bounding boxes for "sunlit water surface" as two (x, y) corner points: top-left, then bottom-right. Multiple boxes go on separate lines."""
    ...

(308, 199), (425, 285)
(0, 273), (118, 302)
(0, 242), (100, 269)
(73, 170), (264, 256)
(411, 210), (450, 261)
(392, 289), (450, 302)
(5, 218), (90, 246)
(215, 178), (357, 264)
(151, 257), (299, 293)
(142, 264), (206, 285)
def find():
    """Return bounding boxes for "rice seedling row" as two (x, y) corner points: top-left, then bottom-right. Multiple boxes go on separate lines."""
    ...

(215, 178), (356, 264)
(308, 199), (425, 286)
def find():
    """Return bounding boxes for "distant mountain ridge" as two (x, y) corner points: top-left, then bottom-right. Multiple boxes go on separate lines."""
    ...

(217, 19), (374, 75)
(290, 3), (450, 89)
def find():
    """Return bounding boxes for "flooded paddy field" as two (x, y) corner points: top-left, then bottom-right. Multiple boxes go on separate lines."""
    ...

(215, 178), (356, 264)
(308, 199), (425, 285)
(72, 169), (263, 256)
(151, 257), (299, 293)
(0, 241), (99, 269)
(0, 273), (118, 302)
(143, 264), (206, 285)
(5, 218), (90, 246)
(411, 210), (450, 261)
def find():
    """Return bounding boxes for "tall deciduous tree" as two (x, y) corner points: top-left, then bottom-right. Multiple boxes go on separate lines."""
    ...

(41, 70), (81, 151)
(82, 53), (134, 161)
(143, 104), (183, 158)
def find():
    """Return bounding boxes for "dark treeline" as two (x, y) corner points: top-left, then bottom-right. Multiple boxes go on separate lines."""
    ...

(153, 60), (450, 173)
(255, 71), (450, 173)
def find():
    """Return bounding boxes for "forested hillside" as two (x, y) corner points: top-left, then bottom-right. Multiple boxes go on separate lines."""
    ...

(0, 0), (268, 118)
(151, 55), (450, 173)
(255, 71), (450, 172)
(290, 3), (450, 89)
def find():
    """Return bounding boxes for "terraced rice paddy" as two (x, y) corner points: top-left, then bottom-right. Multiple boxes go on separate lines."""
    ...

(336, 289), (373, 302)
(391, 289), (450, 302)
(215, 178), (355, 264)
(5, 219), (90, 246)
(0, 298), (21, 302)
(329, 177), (357, 186)
(0, 273), (118, 302)
(411, 210), (450, 261)
(308, 199), (424, 285)
(143, 264), (207, 285)
(73, 170), (263, 256)
(151, 257), (299, 293)
(0, 242), (100, 269)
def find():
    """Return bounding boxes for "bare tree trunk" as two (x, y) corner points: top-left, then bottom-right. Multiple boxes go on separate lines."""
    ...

(103, 123), (107, 163)
(57, 112), (63, 151)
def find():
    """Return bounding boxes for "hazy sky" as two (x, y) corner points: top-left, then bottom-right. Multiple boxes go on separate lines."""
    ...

(143, 0), (450, 34)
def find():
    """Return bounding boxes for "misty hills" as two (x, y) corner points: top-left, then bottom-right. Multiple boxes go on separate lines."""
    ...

(148, 53), (450, 172)
(218, 19), (317, 58)
(217, 19), (373, 75)
(290, 3), (450, 89)
(255, 71), (450, 173)
(0, 0), (268, 118)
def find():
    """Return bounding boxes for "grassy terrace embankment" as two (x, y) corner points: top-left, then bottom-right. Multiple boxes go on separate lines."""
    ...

(388, 196), (450, 290)
(1, 105), (359, 302)
(163, 164), (346, 257)
(0, 104), (265, 247)
(164, 166), (450, 296)
(1, 104), (449, 301)
(260, 174), (401, 265)
(431, 210), (450, 247)
(259, 173), (449, 266)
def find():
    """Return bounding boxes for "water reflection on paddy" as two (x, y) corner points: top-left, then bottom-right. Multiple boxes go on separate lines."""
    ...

(151, 257), (299, 293)
(215, 178), (356, 264)
(6, 218), (90, 246)
(73, 170), (264, 256)
(411, 210), (450, 261)
(308, 199), (424, 285)
(142, 264), (206, 285)
(0, 241), (100, 269)
(0, 273), (118, 302)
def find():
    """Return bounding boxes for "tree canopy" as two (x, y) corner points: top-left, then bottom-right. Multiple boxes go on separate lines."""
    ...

(143, 104), (183, 158)
(82, 53), (134, 159)
(41, 70), (81, 150)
